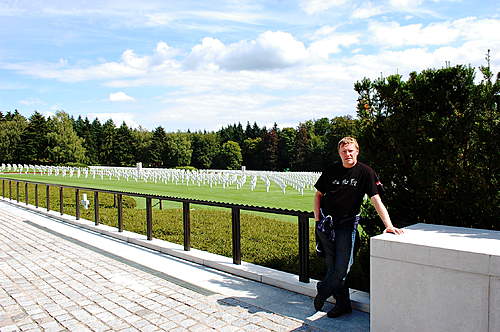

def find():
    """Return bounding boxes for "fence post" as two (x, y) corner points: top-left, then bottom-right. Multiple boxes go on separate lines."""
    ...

(35, 183), (39, 208)
(16, 181), (19, 202)
(298, 213), (310, 283)
(146, 197), (152, 240)
(183, 202), (190, 251)
(232, 207), (241, 265)
(75, 189), (80, 220)
(25, 182), (28, 205)
(117, 194), (123, 232)
(9, 180), (12, 200)
(46, 185), (50, 211)
(94, 191), (99, 226)
(2, 179), (4, 198)
(59, 187), (64, 215)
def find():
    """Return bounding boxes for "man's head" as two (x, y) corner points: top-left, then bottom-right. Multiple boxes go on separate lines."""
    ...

(337, 137), (359, 168)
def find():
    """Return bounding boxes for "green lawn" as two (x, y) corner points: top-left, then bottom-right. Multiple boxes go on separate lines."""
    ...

(1, 173), (314, 212)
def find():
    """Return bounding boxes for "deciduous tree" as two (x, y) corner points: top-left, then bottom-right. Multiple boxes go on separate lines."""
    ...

(46, 111), (86, 164)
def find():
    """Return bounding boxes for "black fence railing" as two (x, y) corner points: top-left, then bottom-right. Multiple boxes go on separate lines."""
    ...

(0, 177), (314, 283)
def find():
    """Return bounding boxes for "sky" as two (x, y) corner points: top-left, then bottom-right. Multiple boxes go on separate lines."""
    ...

(1, 0), (499, 132)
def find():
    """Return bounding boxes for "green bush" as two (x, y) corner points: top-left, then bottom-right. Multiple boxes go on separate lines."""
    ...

(175, 166), (197, 171)
(62, 162), (88, 168)
(355, 63), (499, 231)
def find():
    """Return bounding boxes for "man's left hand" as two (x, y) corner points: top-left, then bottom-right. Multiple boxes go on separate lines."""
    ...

(384, 226), (404, 235)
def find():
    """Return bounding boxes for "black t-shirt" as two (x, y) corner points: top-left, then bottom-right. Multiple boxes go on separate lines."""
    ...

(314, 161), (382, 218)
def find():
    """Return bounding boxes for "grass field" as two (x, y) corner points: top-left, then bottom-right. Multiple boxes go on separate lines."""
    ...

(1, 173), (315, 212)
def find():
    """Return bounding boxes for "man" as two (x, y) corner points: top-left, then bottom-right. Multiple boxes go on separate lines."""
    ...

(313, 136), (403, 318)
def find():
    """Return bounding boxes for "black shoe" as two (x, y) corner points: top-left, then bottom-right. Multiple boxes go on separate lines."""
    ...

(314, 295), (326, 311)
(327, 304), (352, 318)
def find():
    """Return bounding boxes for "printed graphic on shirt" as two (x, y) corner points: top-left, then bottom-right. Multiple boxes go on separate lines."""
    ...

(332, 178), (358, 187)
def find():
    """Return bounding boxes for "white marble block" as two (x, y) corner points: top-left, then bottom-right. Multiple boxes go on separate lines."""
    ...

(370, 223), (500, 332)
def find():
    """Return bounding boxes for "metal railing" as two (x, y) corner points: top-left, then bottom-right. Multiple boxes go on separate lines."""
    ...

(1, 177), (314, 282)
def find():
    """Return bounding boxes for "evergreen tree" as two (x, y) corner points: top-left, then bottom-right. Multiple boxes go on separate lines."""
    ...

(100, 119), (116, 165)
(21, 111), (49, 164)
(293, 123), (311, 171)
(149, 126), (167, 167)
(72, 115), (86, 138)
(114, 122), (136, 166)
(252, 122), (264, 138)
(241, 137), (263, 170)
(262, 124), (279, 170)
(218, 123), (245, 144)
(88, 118), (103, 165)
(278, 127), (296, 171)
(244, 122), (253, 139)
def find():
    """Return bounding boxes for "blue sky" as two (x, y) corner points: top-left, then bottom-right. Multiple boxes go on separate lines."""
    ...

(1, 0), (499, 131)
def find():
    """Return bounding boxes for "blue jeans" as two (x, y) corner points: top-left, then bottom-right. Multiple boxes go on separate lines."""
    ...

(316, 223), (358, 307)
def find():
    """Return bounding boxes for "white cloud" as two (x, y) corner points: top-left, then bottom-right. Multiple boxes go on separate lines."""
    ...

(389, 0), (424, 10)
(184, 31), (308, 71)
(109, 91), (135, 102)
(308, 32), (360, 59)
(367, 17), (500, 49)
(144, 13), (174, 26)
(121, 49), (150, 69)
(184, 37), (226, 70)
(19, 98), (46, 106)
(223, 31), (308, 70)
(368, 21), (461, 47)
(2, 41), (179, 82)
(352, 2), (386, 19)
(300, 0), (348, 15)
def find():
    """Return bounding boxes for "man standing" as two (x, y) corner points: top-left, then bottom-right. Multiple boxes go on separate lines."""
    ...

(313, 137), (403, 318)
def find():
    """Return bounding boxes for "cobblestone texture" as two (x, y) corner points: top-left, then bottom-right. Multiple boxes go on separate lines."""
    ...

(0, 207), (327, 332)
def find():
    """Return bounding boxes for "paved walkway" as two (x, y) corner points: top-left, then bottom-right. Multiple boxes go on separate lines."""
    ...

(0, 200), (369, 331)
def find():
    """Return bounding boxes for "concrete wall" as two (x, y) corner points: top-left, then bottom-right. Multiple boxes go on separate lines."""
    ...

(370, 223), (500, 332)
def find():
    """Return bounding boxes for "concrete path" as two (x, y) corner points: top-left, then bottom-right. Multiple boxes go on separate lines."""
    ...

(0, 199), (369, 331)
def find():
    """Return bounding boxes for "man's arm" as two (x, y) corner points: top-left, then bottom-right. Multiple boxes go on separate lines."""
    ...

(313, 191), (323, 221)
(370, 194), (404, 234)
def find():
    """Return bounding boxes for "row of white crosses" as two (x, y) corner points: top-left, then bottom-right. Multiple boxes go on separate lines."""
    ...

(1, 164), (320, 195)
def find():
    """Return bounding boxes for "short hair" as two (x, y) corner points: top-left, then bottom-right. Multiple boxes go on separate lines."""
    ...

(338, 137), (359, 151)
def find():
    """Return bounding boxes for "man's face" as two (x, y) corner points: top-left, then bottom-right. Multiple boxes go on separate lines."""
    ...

(338, 143), (359, 168)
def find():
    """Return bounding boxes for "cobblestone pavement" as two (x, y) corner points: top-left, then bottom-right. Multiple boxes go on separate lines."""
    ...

(0, 201), (368, 331)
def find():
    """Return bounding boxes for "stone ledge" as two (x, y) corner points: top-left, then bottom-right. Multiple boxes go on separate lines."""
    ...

(1, 197), (370, 313)
(371, 223), (500, 277)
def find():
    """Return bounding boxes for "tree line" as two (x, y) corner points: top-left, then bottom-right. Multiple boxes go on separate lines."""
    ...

(0, 110), (359, 172)
(1, 61), (498, 230)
